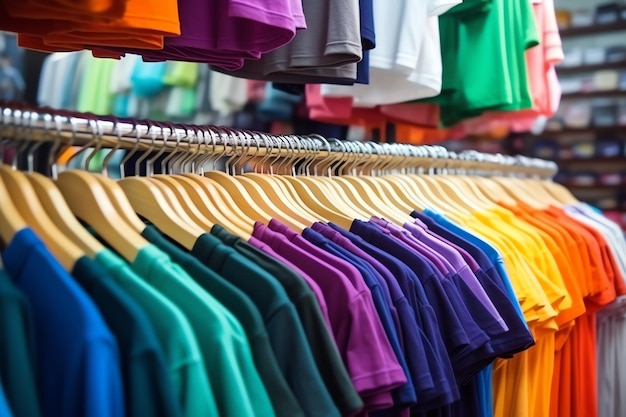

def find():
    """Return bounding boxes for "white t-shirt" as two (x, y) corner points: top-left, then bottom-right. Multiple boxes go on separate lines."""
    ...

(321, 0), (461, 106)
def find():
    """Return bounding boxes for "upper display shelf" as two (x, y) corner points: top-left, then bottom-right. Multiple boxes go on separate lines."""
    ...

(559, 21), (626, 38)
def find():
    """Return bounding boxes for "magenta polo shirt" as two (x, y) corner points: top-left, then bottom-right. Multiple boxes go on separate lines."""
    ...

(248, 236), (332, 327)
(252, 222), (407, 410)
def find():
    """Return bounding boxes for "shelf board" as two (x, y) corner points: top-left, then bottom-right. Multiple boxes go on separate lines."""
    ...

(555, 156), (626, 164)
(540, 126), (626, 135)
(561, 90), (626, 99)
(556, 60), (626, 75)
(559, 182), (625, 190)
(560, 21), (626, 38)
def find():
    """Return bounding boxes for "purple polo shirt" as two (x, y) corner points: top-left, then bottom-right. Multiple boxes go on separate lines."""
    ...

(411, 218), (482, 272)
(350, 220), (497, 385)
(326, 223), (458, 411)
(400, 221), (507, 331)
(252, 222), (406, 411)
(248, 236), (332, 326)
(311, 223), (438, 400)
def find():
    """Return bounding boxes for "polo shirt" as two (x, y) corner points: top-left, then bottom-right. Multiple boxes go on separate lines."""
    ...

(141, 225), (305, 417)
(325, 223), (458, 411)
(0, 269), (41, 417)
(252, 222), (408, 410)
(248, 236), (332, 325)
(0, 381), (12, 417)
(210, 225), (363, 416)
(350, 220), (496, 385)
(302, 227), (417, 409)
(1, 228), (124, 417)
(131, 245), (274, 417)
(72, 256), (181, 417)
(190, 233), (339, 417)
(401, 221), (504, 326)
(417, 210), (533, 324)
(311, 222), (438, 399)
(371, 219), (510, 349)
(94, 249), (216, 417)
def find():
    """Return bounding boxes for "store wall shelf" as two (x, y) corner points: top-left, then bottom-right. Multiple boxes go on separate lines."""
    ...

(556, 156), (626, 163)
(556, 60), (626, 75)
(559, 21), (626, 38)
(541, 126), (626, 135)
(561, 90), (626, 99)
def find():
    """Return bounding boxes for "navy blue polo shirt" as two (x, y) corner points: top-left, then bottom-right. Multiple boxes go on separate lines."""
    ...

(349, 220), (497, 385)
(302, 227), (416, 410)
(327, 223), (457, 411)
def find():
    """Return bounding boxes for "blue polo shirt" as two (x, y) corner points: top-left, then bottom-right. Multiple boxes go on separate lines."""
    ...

(302, 228), (416, 410)
(350, 221), (496, 385)
(327, 223), (457, 411)
(1, 228), (124, 417)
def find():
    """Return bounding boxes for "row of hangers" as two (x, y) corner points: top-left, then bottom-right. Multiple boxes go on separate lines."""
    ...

(0, 104), (578, 273)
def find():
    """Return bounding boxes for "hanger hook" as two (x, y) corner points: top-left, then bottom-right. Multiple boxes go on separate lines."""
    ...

(100, 118), (123, 177)
(134, 121), (157, 176)
(162, 125), (184, 175)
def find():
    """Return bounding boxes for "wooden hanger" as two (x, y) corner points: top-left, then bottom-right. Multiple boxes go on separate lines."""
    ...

(168, 175), (253, 238)
(118, 176), (205, 250)
(534, 179), (578, 205)
(0, 172), (27, 248)
(57, 170), (148, 262)
(27, 172), (103, 258)
(0, 165), (83, 271)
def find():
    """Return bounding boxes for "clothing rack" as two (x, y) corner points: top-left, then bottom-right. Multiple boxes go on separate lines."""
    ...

(0, 102), (558, 178)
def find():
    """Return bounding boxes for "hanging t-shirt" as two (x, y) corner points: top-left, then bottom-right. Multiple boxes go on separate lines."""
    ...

(94, 249), (216, 417)
(131, 244), (276, 417)
(1, 229), (124, 417)
(211, 224), (364, 417)
(0, 269), (42, 417)
(140, 225), (305, 417)
(190, 233), (340, 417)
(252, 222), (408, 411)
(302, 227), (417, 410)
(325, 222), (458, 411)
(0, 381), (12, 417)
(71, 256), (182, 417)
(215, 0), (362, 83)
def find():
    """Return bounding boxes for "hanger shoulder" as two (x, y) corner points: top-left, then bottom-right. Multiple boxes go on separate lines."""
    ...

(0, 166), (83, 271)
(0, 174), (27, 247)
(172, 175), (253, 238)
(176, 174), (254, 236)
(27, 172), (103, 258)
(203, 171), (274, 223)
(281, 176), (355, 229)
(57, 170), (146, 263)
(118, 177), (202, 251)
(151, 176), (214, 231)
(235, 175), (310, 230)
(94, 175), (148, 233)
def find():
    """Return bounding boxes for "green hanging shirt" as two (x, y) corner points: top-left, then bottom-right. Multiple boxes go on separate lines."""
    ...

(191, 233), (341, 417)
(131, 244), (276, 417)
(211, 224), (364, 417)
(141, 225), (305, 417)
(94, 249), (216, 417)
(71, 256), (182, 417)
(0, 268), (42, 417)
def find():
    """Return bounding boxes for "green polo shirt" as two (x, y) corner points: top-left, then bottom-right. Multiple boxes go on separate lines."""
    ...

(94, 249), (216, 417)
(191, 233), (340, 417)
(0, 268), (42, 417)
(141, 225), (304, 417)
(72, 256), (182, 417)
(131, 245), (275, 417)
(211, 224), (364, 416)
